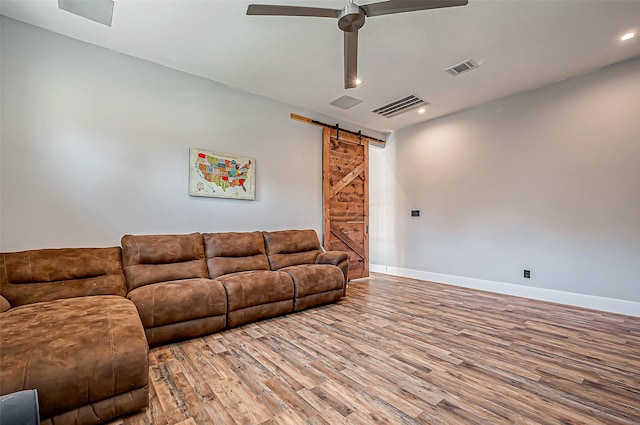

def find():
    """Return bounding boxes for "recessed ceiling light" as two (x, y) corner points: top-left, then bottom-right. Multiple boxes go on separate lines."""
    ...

(355, 79), (362, 85)
(418, 108), (426, 114)
(621, 32), (635, 41)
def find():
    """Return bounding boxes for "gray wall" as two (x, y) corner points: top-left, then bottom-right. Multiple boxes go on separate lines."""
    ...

(3, 16), (638, 305)
(370, 57), (640, 302)
(0, 17), (384, 251)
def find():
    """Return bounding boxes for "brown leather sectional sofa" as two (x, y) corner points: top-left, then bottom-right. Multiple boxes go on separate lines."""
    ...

(0, 229), (349, 425)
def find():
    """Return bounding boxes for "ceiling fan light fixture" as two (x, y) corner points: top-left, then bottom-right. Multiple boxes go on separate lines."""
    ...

(621, 32), (635, 41)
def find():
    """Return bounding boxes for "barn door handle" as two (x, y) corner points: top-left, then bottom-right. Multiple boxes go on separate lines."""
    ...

(347, 221), (365, 224)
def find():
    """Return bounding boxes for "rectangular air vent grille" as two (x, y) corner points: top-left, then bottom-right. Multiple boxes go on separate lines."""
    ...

(372, 95), (429, 118)
(445, 59), (479, 76)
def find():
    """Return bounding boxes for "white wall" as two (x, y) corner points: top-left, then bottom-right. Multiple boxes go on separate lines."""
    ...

(371, 57), (640, 309)
(0, 18), (383, 251)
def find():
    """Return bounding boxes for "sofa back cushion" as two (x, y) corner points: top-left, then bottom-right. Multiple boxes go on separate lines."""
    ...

(263, 229), (322, 270)
(0, 247), (126, 307)
(203, 231), (270, 278)
(121, 233), (209, 291)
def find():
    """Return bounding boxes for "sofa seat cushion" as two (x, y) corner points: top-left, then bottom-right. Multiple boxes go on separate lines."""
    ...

(127, 278), (226, 328)
(279, 264), (345, 311)
(280, 265), (344, 296)
(216, 271), (294, 327)
(216, 271), (293, 311)
(0, 296), (148, 421)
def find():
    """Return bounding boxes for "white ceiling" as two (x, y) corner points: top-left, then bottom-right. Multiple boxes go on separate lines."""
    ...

(2, 0), (639, 134)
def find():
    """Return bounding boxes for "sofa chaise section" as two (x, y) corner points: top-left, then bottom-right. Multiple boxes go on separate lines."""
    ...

(203, 231), (294, 328)
(263, 229), (349, 311)
(121, 233), (227, 346)
(0, 247), (149, 425)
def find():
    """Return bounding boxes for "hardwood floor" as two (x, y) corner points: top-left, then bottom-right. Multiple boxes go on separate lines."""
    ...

(108, 273), (640, 425)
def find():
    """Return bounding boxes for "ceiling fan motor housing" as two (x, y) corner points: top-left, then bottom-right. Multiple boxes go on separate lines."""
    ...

(338, 4), (365, 32)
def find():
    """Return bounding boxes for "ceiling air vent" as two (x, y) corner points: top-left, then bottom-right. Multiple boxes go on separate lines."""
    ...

(372, 95), (429, 118)
(445, 59), (478, 76)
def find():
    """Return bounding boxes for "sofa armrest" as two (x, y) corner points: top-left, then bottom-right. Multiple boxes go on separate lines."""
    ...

(0, 294), (11, 312)
(316, 251), (349, 266)
(317, 251), (350, 293)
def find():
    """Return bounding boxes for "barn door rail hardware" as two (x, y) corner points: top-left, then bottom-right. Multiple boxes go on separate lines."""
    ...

(290, 113), (386, 147)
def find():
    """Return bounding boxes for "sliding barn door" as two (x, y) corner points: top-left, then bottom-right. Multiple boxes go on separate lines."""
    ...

(323, 128), (369, 279)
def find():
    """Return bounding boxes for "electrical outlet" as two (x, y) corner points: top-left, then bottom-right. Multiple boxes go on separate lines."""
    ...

(524, 270), (531, 278)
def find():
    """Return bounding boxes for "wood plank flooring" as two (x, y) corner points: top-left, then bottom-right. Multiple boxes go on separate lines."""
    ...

(107, 273), (640, 425)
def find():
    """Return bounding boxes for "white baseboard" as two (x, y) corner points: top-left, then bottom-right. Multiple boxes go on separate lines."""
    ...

(371, 264), (640, 317)
(369, 264), (388, 274)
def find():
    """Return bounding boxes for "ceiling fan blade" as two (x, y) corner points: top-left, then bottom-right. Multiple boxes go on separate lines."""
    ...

(361, 0), (468, 17)
(247, 4), (341, 18)
(344, 31), (359, 89)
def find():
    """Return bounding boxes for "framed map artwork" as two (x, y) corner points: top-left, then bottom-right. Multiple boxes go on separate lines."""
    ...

(189, 148), (256, 200)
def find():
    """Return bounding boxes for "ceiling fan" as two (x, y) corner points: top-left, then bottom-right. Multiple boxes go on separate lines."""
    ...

(247, 0), (468, 89)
